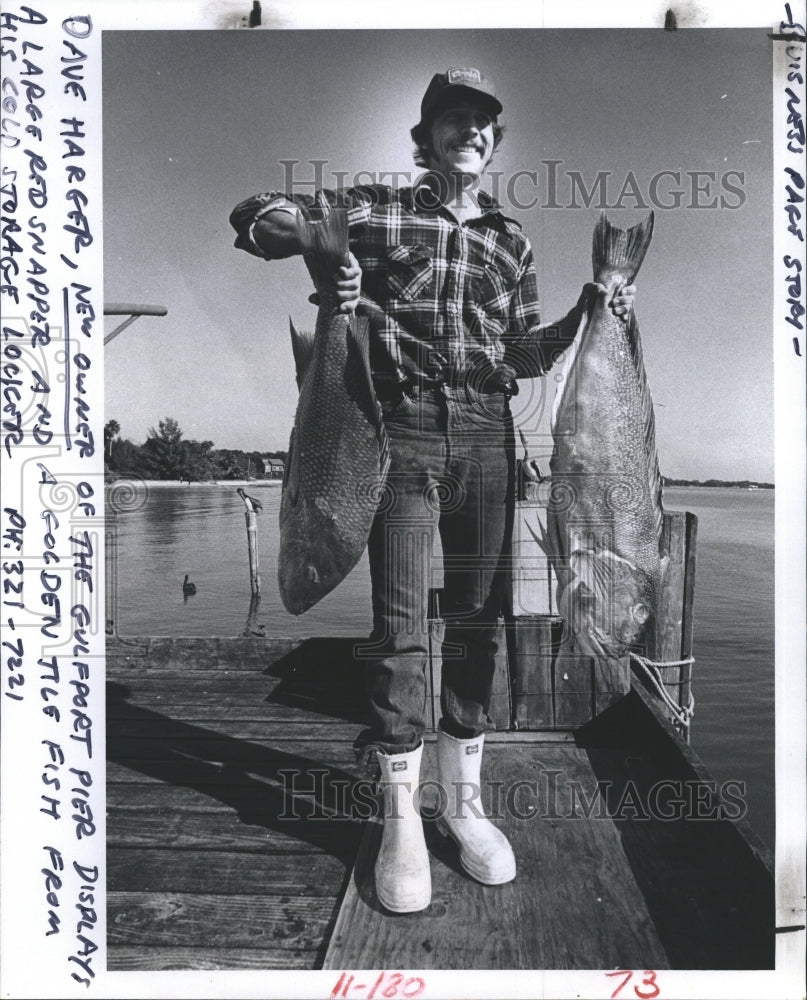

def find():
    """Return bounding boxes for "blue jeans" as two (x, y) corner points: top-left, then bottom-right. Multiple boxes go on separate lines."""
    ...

(353, 382), (514, 767)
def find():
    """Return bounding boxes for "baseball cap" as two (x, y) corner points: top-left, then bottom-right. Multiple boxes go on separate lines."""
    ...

(419, 67), (502, 124)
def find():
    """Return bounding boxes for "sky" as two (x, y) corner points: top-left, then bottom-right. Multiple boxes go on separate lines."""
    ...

(103, 27), (773, 481)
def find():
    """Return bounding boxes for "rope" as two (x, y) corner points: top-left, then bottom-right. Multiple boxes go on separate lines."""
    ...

(630, 652), (695, 730)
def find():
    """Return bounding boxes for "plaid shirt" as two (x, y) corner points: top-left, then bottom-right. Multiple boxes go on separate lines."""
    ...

(230, 182), (579, 383)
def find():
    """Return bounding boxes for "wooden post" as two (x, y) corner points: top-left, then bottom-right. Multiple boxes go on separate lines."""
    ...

(243, 592), (265, 637)
(646, 510), (698, 732)
(488, 618), (512, 730)
(245, 510), (261, 595)
(512, 615), (558, 728)
(678, 511), (698, 718)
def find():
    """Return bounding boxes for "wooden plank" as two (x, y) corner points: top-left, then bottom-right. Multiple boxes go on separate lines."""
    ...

(652, 511), (686, 661)
(580, 694), (773, 969)
(106, 635), (374, 676)
(679, 511), (698, 713)
(575, 689), (773, 968)
(552, 655), (593, 727)
(106, 732), (577, 793)
(107, 699), (363, 726)
(107, 732), (363, 768)
(107, 891), (338, 951)
(108, 718), (365, 743)
(107, 848), (350, 895)
(628, 684), (774, 874)
(582, 745), (773, 969)
(107, 777), (374, 849)
(550, 652), (630, 729)
(647, 511), (698, 710)
(511, 494), (554, 615)
(323, 743), (669, 970)
(105, 755), (363, 786)
(106, 672), (287, 690)
(107, 673), (366, 722)
(106, 808), (362, 855)
(511, 616), (556, 728)
(107, 946), (318, 971)
(489, 618), (512, 730)
(107, 778), (373, 814)
(594, 655), (632, 715)
(106, 635), (299, 670)
(105, 736), (573, 789)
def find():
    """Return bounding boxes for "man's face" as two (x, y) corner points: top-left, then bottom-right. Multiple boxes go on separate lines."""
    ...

(426, 101), (496, 181)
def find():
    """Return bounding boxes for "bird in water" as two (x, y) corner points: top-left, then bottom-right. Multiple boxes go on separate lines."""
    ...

(237, 487), (263, 513)
(182, 574), (197, 598)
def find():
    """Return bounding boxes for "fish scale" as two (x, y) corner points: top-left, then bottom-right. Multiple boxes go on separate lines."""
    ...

(548, 212), (664, 659)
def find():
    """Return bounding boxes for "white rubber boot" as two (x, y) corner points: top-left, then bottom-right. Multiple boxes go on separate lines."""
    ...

(374, 743), (432, 913)
(435, 730), (516, 885)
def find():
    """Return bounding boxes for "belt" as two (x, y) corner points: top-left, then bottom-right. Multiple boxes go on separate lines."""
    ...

(376, 360), (518, 398)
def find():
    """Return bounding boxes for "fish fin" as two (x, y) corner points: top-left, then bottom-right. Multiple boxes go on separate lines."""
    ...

(549, 308), (589, 434)
(569, 547), (603, 600)
(296, 206), (350, 278)
(289, 316), (316, 389)
(348, 314), (392, 479)
(592, 211), (654, 287)
(623, 310), (665, 550)
(524, 515), (552, 559)
(569, 547), (635, 610)
(283, 426), (300, 505)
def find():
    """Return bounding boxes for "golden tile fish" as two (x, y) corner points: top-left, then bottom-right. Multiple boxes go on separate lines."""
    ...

(548, 212), (666, 659)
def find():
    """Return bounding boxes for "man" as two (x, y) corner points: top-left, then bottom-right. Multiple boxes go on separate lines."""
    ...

(230, 67), (635, 913)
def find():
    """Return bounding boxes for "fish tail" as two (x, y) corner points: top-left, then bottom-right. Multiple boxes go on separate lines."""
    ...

(349, 315), (391, 479)
(296, 206), (350, 275)
(592, 211), (654, 286)
(592, 212), (662, 550)
(289, 316), (316, 389)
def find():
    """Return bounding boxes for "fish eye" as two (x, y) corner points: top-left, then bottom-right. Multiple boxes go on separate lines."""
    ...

(632, 603), (650, 623)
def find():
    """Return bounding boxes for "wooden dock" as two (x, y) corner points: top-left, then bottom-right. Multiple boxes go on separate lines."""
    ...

(106, 635), (774, 972)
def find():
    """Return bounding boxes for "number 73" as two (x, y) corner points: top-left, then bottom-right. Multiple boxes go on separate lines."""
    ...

(605, 969), (660, 999)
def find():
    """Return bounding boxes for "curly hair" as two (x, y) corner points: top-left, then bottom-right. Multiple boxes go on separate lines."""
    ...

(410, 118), (506, 168)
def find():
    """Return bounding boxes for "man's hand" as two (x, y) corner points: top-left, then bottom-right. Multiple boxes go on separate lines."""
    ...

(308, 252), (363, 314)
(580, 282), (637, 320)
(600, 283), (636, 319)
(335, 252), (362, 314)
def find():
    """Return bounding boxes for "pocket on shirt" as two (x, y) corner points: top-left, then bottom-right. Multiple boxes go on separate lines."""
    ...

(386, 244), (433, 300)
(475, 264), (512, 318)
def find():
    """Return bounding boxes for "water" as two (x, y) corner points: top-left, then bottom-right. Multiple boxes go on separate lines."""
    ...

(105, 482), (775, 850)
(661, 487), (775, 853)
(105, 480), (375, 640)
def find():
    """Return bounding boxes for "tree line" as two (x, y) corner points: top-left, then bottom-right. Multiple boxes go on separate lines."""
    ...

(104, 418), (286, 483)
(662, 477), (774, 489)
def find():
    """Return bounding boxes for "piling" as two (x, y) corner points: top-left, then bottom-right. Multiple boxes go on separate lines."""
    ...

(237, 490), (262, 595)
(245, 510), (260, 595)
